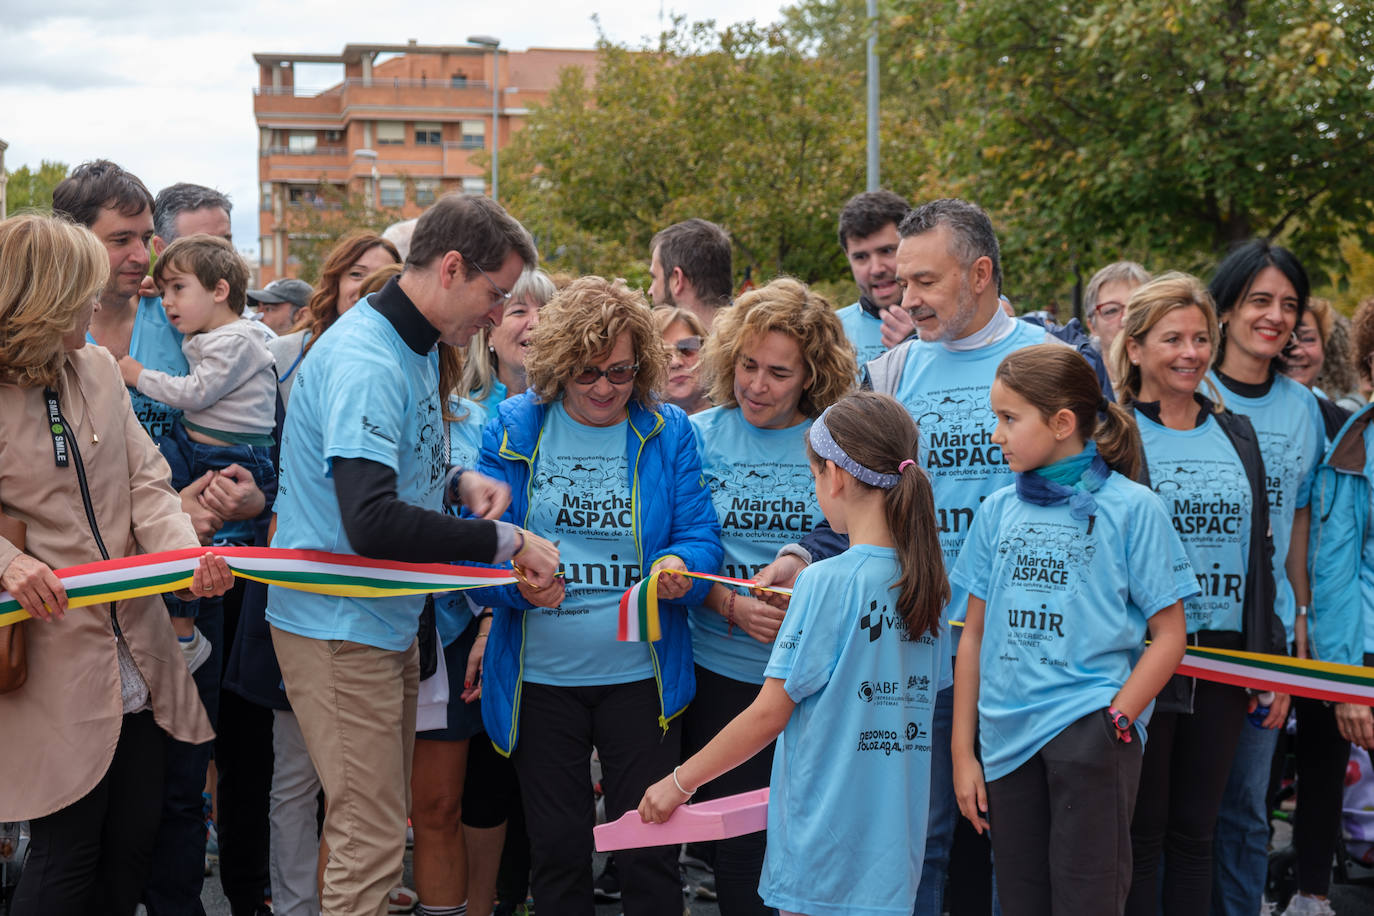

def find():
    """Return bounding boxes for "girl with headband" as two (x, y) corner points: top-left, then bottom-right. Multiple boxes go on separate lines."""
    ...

(950, 344), (1193, 916)
(640, 391), (948, 916)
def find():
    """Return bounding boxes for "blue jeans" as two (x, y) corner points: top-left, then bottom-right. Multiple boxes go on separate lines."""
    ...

(1210, 719), (1279, 915)
(915, 684), (955, 915)
(143, 596), (222, 916)
(159, 420), (275, 545)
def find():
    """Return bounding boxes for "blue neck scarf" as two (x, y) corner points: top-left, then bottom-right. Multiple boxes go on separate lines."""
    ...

(1015, 441), (1110, 520)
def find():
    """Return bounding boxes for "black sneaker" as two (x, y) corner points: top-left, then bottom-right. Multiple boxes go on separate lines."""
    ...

(593, 855), (621, 902)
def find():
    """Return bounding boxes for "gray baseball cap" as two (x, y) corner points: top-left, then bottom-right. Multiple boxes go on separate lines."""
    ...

(247, 278), (313, 310)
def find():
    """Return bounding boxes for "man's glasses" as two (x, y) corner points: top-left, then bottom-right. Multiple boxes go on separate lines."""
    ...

(572, 363), (639, 385)
(672, 336), (702, 356)
(461, 253), (512, 304)
(1094, 301), (1125, 320)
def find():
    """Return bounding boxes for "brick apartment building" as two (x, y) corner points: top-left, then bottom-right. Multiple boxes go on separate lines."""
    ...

(254, 41), (596, 282)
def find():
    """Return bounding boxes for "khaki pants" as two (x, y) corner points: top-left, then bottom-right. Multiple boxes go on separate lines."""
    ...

(270, 626), (419, 916)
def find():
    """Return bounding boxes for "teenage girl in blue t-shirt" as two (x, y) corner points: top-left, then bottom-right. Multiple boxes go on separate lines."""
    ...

(950, 345), (1193, 916)
(640, 391), (949, 916)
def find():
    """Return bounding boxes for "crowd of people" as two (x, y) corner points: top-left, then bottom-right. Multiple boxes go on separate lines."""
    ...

(0, 158), (1373, 916)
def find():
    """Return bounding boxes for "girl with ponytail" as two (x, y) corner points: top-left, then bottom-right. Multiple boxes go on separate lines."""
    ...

(638, 391), (948, 916)
(950, 344), (1193, 916)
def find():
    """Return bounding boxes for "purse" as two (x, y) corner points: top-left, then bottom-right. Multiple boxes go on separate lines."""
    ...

(0, 504), (28, 694)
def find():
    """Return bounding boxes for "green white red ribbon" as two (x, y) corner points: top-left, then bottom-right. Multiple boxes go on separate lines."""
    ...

(617, 569), (792, 642)
(0, 546), (515, 627)
(1175, 645), (1374, 705)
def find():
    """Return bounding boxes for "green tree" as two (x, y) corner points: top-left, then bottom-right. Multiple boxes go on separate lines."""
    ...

(279, 180), (402, 282)
(502, 18), (925, 289)
(5, 160), (69, 214)
(881, 0), (1374, 306)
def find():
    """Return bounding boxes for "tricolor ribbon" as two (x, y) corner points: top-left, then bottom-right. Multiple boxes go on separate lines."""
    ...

(617, 569), (792, 643)
(0, 546), (516, 627)
(943, 618), (1374, 706)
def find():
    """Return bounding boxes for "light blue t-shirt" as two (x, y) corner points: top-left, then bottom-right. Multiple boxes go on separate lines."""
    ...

(521, 402), (654, 685)
(1137, 412), (1252, 635)
(1209, 372), (1324, 643)
(434, 395), (491, 647)
(949, 475), (1198, 782)
(761, 545), (942, 916)
(836, 302), (887, 375)
(890, 321), (1049, 626)
(689, 406), (820, 684)
(89, 296), (188, 442)
(267, 302), (448, 651)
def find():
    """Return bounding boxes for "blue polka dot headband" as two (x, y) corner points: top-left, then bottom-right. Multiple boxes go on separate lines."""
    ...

(808, 406), (905, 489)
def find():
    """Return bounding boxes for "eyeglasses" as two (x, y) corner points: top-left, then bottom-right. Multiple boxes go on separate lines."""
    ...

(572, 363), (639, 385)
(1094, 301), (1125, 320)
(672, 336), (702, 356)
(460, 253), (512, 304)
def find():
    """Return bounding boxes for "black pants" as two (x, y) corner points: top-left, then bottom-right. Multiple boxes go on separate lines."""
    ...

(681, 665), (776, 916)
(1126, 680), (1247, 916)
(1293, 697), (1352, 896)
(216, 581), (275, 916)
(513, 679), (681, 916)
(12, 711), (167, 916)
(988, 708), (1142, 916)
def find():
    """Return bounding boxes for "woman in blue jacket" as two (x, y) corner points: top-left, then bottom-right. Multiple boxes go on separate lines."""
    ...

(472, 276), (722, 916)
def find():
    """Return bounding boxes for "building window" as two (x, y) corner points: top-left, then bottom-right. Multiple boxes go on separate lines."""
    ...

(414, 122), (441, 145)
(324, 129), (344, 143)
(450, 71), (468, 87)
(379, 177), (405, 208)
(461, 177), (486, 196)
(414, 180), (439, 206)
(287, 131), (317, 153)
(460, 120), (486, 149)
(376, 121), (405, 145)
(260, 238), (274, 266)
(260, 182), (272, 212)
(287, 186), (327, 208)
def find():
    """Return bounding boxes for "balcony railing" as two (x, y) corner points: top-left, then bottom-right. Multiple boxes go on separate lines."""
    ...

(261, 146), (347, 157)
(255, 77), (491, 98)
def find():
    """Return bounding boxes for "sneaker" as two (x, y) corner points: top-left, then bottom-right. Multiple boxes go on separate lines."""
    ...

(694, 875), (717, 901)
(387, 885), (417, 914)
(1280, 895), (1336, 916)
(180, 627), (211, 674)
(593, 855), (621, 902)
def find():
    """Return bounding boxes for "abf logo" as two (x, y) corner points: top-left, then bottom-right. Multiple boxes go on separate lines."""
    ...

(857, 680), (900, 703)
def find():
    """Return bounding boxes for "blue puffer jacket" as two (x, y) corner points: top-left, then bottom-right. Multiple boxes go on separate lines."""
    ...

(472, 391), (723, 755)
(1308, 401), (1374, 667)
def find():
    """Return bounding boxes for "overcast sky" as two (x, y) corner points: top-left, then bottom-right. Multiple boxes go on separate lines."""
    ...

(0, 0), (790, 257)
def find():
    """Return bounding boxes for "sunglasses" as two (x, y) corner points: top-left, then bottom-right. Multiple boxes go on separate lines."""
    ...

(572, 363), (639, 385)
(672, 336), (702, 356)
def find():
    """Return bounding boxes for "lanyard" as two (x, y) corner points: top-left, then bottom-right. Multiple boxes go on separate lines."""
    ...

(43, 387), (69, 468)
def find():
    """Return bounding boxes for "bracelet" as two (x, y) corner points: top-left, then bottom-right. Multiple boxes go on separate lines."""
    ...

(1297, 605), (1309, 618)
(476, 609), (494, 621)
(476, 631), (490, 639)
(513, 529), (527, 560)
(725, 591), (737, 635)
(671, 765), (695, 798)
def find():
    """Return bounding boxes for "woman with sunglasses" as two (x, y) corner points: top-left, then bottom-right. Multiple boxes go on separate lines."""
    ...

(469, 277), (722, 915)
(654, 305), (711, 414)
(683, 277), (855, 914)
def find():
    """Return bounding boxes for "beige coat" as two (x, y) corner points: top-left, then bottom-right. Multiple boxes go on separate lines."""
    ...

(0, 344), (213, 822)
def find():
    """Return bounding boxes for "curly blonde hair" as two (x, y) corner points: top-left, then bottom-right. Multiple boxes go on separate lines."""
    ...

(524, 276), (668, 410)
(700, 277), (856, 417)
(0, 213), (109, 389)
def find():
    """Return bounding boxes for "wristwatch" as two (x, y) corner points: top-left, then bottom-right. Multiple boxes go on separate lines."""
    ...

(1107, 707), (1133, 743)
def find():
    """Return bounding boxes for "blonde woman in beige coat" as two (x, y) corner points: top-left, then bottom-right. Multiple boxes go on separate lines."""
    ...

(0, 213), (232, 916)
